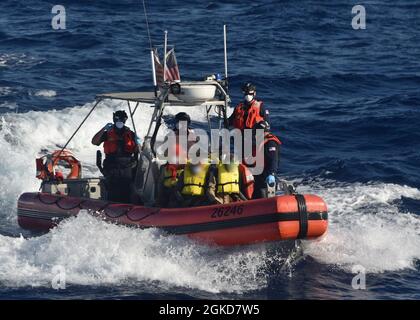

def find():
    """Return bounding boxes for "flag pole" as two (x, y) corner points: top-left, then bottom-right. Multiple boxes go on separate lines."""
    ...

(163, 30), (168, 82)
(150, 50), (158, 97)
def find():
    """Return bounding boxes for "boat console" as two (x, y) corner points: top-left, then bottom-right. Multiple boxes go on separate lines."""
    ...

(41, 178), (106, 200)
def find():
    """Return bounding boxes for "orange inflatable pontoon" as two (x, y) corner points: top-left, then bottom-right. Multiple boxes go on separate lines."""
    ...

(17, 192), (327, 246)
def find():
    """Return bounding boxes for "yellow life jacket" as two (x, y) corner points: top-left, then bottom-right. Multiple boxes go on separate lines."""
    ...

(217, 163), (240, 194)
(181, 164), (209, 196)
(163, 165), (183, 188)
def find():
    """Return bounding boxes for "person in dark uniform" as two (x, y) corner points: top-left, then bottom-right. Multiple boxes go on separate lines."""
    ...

(91, 110), (140, 203)
(252, 121), (281, 199)
(228, 82), (270, 131)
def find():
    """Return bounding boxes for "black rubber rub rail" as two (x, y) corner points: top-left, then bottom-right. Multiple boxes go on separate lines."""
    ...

(160, 210), (327, 235)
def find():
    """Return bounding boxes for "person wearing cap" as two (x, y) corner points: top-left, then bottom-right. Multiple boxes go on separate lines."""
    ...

(161, 112), (198, 165)
(174, 112), (197, 157)
(228, 82), (270, 131)
(174, 112), (193, 134)
(251, 121), (281, 199)
(92, 110), (141, 202)
(157, 112), (201, 208)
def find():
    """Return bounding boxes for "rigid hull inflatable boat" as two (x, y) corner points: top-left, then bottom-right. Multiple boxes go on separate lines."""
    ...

(17, 27), (328, 246)
(18, 192), (327, 246)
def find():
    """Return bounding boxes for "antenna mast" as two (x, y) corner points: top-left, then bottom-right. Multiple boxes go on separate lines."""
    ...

(223, 24), (228, 84)
(222, 24), (229, 128)
(163, 30), (168, 82)
(141, 0), (158, 95)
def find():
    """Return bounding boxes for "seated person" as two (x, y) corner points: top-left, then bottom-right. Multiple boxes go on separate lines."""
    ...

(207, 155), (254, 204)
(175, 162), (211, 207)
(156, 161), (184, 208)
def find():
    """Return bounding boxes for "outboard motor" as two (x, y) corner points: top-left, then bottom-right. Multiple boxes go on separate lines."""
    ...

(276, 179), (297, 196)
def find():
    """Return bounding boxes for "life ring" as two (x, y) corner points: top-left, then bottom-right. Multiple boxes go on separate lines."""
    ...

(36, 149), (81, 181)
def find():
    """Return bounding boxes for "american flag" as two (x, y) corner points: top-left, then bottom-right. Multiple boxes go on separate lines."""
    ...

(153, 48), (181, 87)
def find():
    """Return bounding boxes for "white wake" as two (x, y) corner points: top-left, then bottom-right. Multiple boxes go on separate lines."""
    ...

(0, 100), (419, 291)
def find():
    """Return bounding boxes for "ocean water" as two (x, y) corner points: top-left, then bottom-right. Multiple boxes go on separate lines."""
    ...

(1, 0), (420, 299)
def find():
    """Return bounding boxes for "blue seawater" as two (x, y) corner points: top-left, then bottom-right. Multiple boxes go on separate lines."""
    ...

(0, 0), (419, 299)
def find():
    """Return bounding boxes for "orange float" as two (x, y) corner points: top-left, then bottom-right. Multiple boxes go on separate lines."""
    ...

(36, 150), (81, 181)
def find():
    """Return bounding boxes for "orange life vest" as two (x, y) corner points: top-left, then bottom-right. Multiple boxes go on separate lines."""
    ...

(163, 164), (183, 188)
(175, 129), (195, 163)
(103, 127), (136, 155)
(238, 163), (254, 199)
(244, 133), (282, 168)
(258, 133), (281, 152)
(232, 100), (265, 130)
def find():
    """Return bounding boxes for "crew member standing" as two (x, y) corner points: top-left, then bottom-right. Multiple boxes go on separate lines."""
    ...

(92, 110), (140, 203)
(173, 112), (197, 161)
(252, 121), (281, 199)
(228, 82), (270, 131)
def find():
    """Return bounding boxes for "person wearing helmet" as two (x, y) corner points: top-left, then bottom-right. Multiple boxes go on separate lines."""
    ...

(163, 112), (197, 165)
(174, 112), (191, 131)
(228, 82), (270, 131)
(207, 155), (255, 204)
(92, 110), (141, 203)
(251, 120), (281, 199)
(174, 112), (196, 142)
(175, 161), (212, 207)
(157, 112), (195, 204)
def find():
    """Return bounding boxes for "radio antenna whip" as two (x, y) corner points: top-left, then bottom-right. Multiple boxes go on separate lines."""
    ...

(141, 0), (158, 95)
(142, 0), (153, 50)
